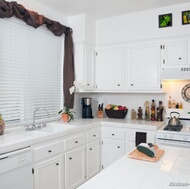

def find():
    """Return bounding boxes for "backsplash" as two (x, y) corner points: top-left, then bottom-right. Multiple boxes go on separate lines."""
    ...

(74, 81), (190, 119)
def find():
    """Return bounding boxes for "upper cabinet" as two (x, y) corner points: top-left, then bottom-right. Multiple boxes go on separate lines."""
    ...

(74, 43), (95, 92)
(127, 42), (161, 91)
(95, 46), (125, 91)
(161, 38), (189, 67)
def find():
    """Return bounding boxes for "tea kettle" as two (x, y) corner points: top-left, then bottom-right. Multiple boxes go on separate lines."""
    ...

(168, 112), (181, 126)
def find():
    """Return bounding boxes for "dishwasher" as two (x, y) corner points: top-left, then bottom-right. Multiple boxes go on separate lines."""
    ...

(0, 147), (33, 189)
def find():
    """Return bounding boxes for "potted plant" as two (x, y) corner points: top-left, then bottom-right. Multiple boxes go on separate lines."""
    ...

(58, 81), (77, 122)
(58, 107), (76, 122)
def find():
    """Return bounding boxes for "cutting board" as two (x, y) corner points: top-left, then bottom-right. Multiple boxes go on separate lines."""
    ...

(128, 145), (164, 162)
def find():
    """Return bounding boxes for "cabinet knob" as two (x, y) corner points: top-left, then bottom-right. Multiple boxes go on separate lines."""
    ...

(112, 134), (115, 136)
(179, 57), (182, 60)
(56, 163), (59, 166)
(75, 141), (78, 143)
(87, 84), (90, 86)
(117, 84), (120, 86)
(90, 148), (92, 150)
(131, 84), (133, 86)
(93, 135), (96, 137)
(117, 146), (120, 148)
(69, 157), (72, 160)
(48, 150), (52, 153)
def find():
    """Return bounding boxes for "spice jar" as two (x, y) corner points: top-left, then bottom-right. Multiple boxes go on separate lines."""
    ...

(0, 114), (5, 135)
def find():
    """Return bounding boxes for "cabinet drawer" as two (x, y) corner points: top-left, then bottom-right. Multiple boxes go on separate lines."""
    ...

(33, 141), (62, 162)
(102, 127), (125, 140)
(87, 129), (101, 143)
(65, 134), (86, 151)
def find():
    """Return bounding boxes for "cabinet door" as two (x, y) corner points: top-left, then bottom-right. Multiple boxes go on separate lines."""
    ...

(83, 44), (95, 91)
(162, 40), (187, 67)
(86, 140), (101, 180)
(34, 155), (63, 189)
(96, 46), (125, 91)
(74, 43), (95, 92)
(102, 139), (125, 169)
(127, 42), (161, 91)
(65, 146), (86, 189)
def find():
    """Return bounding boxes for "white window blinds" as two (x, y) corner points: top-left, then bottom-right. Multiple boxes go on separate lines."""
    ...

(0, 17), (63, 126)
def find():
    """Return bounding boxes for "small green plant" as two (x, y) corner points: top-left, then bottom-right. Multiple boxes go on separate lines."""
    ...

(58, 107), (76, 122)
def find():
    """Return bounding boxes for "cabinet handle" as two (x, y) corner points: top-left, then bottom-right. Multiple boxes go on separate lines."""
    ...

(112, 134), (115, 136)
(48, 150), (52, 153)
(69, 157), (72, 160)
(93, 135), (96, 137)
(90, 148), (92, 150)
(75, 141), (78, 143)
(117, 146), (120, 148)
(56, 163), (59, 166)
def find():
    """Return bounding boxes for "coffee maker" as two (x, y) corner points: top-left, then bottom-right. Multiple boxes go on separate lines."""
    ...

(82, 98), (94, 119)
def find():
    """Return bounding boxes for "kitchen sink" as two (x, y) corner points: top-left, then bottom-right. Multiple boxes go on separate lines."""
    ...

(43, 122), (77, 132)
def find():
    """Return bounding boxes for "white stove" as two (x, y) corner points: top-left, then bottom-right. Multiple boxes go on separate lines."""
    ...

(156, 109), (190, 148)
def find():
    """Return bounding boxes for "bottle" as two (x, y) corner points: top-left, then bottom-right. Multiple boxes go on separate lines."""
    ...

(176, 102), (179, 109)
(172, 99), (176, 109)
(151, 99), (156, 121)
(157, 101), (164, 121)
(131, 109), (137, 120)
(179, 102), (183, 109)
(137, 107), (143, 120)
(168, 96), (172, 108)
(0, 114), (5, 135)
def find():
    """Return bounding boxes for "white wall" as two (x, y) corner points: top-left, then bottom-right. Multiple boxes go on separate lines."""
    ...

(96, 3), (190, 46)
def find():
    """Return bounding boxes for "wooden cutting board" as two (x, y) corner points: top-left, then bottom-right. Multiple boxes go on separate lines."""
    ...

(128, 145), (164, 162)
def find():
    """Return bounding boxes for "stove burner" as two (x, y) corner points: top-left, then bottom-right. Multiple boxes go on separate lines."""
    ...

(164, 125), (183, 132)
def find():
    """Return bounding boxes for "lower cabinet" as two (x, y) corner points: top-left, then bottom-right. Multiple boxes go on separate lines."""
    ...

(86, 140), (101, 180)
(102, 139), (125, 169)
(33, 155), (63, 189)
(65, 146), (86, 189)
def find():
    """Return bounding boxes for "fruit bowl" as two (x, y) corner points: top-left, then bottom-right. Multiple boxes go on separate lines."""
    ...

(105, 109), (128, 119)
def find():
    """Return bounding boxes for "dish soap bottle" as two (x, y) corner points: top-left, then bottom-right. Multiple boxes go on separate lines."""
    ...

(0, 114), (5, 135)
(168, 96), (172, 108)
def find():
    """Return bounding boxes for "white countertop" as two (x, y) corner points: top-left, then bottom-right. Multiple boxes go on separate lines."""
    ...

(0, 118), (164, 154)
(78, 146), (190, 189)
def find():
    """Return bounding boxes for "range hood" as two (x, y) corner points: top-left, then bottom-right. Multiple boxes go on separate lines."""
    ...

(162, 67), (190, 80)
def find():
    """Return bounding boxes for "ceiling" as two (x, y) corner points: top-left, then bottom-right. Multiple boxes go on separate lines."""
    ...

(33, 0), (190, 19)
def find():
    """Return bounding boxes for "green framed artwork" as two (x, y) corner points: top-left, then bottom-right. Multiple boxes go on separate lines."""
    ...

(159, 13), (172, 28)
(182, 10), (190, 25)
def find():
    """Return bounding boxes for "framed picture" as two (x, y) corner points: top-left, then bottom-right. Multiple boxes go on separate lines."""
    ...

(159, 13), (172, 28)
(182, 10), (190, 25)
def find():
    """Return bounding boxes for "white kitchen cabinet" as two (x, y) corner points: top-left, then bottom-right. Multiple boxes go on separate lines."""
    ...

(101, 126), (125, 168)
(127, 42), (161, 91)
(33, 155), (63, 189)
(102, 139), (125, 169)
(64, 134), (86, 189)
(86, 140), (101, 179)
(161, 39), (188, 67)
(75, 43), (95, 92)
(65, 146), (86, 189)
(32, 140), (64, 189)
(95, 46), (125, 91)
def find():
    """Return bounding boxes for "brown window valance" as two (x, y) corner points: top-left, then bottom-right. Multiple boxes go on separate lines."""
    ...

(0, 0), (75, 108)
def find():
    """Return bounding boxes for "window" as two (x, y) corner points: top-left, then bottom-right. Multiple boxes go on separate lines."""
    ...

(0, 17), (63, 126)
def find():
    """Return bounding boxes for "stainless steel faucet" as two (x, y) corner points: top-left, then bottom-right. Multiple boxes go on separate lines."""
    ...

(33, 107), (50, 129)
